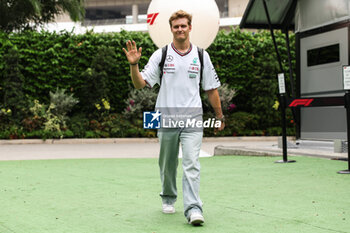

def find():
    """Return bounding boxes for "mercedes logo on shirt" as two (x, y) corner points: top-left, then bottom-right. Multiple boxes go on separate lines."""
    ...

(166, 55), (174, 62)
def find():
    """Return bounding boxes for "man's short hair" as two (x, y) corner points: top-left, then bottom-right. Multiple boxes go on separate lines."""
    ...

(169, 10), (192, 27)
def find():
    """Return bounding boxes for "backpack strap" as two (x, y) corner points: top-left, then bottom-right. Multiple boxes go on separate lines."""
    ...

(159, 45), (168, 85)
(197, 47), (204, 83)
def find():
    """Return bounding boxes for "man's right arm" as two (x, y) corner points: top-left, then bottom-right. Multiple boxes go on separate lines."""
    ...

(130, 64), (146, 89)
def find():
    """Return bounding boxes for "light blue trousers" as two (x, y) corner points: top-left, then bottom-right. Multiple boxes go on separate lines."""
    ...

(158, 128), (203, 219)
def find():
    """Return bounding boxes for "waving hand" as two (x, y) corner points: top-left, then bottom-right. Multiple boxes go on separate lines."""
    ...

(123, 40), (142, 65)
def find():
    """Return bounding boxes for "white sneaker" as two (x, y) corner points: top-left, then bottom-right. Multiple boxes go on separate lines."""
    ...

(189, 212), (205, 226)
(162, 204), (175, 214)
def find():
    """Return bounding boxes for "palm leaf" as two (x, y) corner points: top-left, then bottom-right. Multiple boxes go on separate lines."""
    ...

(57, 0), (85, 21)
(28, 0), (41, 15)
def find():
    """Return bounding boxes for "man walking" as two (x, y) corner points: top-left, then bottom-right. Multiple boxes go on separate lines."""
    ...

(123, 10), (224, 225)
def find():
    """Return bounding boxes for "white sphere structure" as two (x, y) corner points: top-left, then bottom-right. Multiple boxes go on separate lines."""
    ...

(147, 0), (220, 49)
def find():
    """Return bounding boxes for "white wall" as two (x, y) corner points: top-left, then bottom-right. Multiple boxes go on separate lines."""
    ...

(228, 0), (249, 17)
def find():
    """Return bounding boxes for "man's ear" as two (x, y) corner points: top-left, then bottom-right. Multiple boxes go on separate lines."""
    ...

(189, 24), (192, 32)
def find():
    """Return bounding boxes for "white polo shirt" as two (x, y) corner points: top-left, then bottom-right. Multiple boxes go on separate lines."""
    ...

(141, 43), (220, 109)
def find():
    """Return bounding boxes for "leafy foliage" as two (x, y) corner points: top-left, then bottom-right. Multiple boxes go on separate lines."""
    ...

(123, 87), (159, 120)
(202, 83), (236, 115)
(23, 89), (78, 138)
(48, 88), (79, 126)
(78, 45), (116, 114)
(0, 46), (27, 120)
(208, 29), (296, 134)
(0, 0), (85, 32)
(0, 28), (296, 138)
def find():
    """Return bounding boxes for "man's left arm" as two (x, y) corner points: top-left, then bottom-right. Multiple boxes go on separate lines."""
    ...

(206, 88), (225, 133)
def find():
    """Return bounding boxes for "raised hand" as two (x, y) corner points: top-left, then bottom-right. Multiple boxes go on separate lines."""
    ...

(123, 40), (142, 65)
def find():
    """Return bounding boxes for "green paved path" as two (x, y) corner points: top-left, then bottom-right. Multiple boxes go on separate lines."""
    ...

(0, 156), (349, 233)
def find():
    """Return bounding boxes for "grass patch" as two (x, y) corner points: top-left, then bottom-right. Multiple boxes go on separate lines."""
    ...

(0, 156), (349, 233)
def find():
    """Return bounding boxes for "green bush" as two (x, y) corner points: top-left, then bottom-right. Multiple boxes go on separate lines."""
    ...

(202, 83), (236, 116)
(1, 47), (27, 121)
(123, 86), (158, 120)
(22, 88), (79, 138)
(208, 29), (295, 130)
(0, 28), (296, 138)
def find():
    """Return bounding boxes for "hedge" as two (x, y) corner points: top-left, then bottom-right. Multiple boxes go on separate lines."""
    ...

(0, 28), (296, 138)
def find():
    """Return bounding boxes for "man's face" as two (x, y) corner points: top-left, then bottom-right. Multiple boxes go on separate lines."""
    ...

(170, 18), (192, 43)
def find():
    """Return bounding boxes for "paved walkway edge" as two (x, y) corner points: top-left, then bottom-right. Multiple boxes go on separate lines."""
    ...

(214, 146), (281, 157)
(213, 145), (347, 160)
